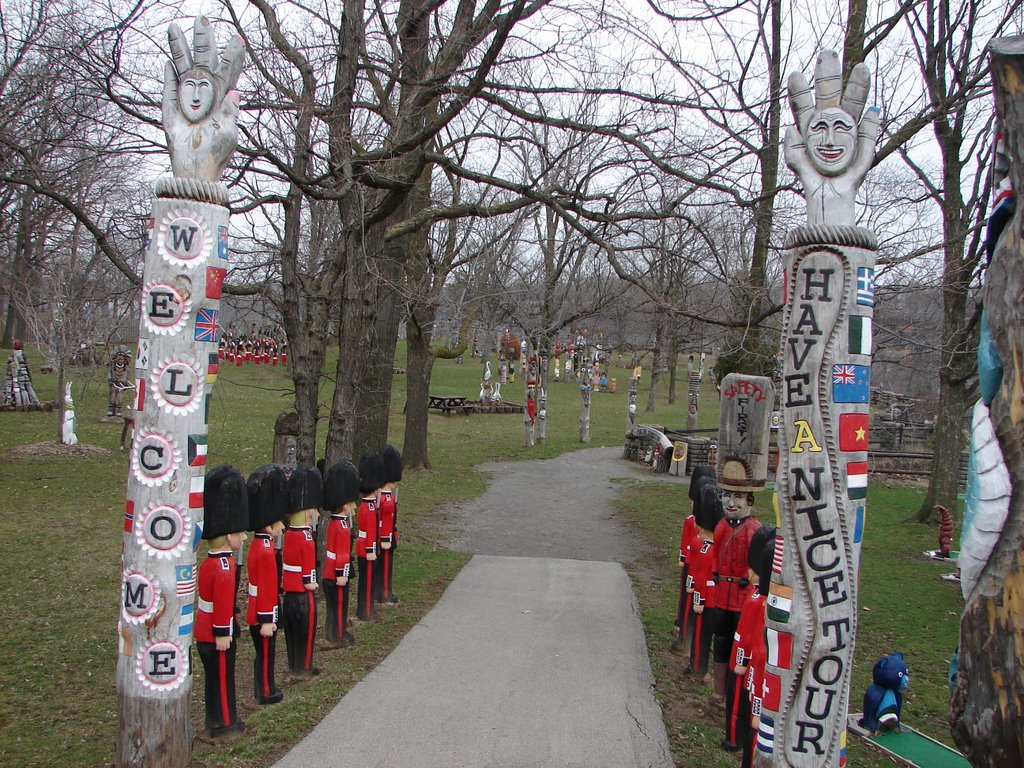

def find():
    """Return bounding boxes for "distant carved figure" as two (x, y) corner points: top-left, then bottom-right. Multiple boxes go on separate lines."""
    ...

(784, 51), (880, 226)
(108, 345), (132, 418)
(62, 382), (78, 446)
(1, 341), (39, 408)
(937, 504), (954, 558)
(162, 17), (245, 181)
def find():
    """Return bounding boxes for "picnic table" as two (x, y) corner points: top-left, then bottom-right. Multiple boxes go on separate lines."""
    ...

(428, 395), (470, 415)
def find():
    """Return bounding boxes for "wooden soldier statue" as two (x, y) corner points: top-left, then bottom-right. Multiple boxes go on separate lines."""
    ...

(376, 445), (402, 605)
(355, 451), (385, 621)
(195, 465), (249, 739)
(673, 464), (716, 654)
(246, 464), (289, 704)
(712, 372), (773, 746)
(281, 466), (322, 675)
(323, 460), (360, 646)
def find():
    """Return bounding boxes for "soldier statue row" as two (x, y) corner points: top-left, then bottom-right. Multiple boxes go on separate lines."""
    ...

(195, 445), (402, 739)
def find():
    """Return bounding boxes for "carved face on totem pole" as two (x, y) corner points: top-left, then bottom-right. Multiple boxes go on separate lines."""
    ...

(806, 107), (857, 176)
(784, 50), (880, 226)
(178, 67), (216, 123)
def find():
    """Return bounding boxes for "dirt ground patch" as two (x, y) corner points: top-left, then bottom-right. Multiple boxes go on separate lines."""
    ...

(3, 440), (111, 458)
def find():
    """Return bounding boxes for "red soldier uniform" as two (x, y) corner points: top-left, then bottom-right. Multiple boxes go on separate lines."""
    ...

(733, 525), (777, 765)
(727, 588), (765, 751)
(195, 466), (248, 738)
(710, 516), (760, 613)
(376, 444), (403, 605)
(356, 452), (385, 621)
(246, 464), (288, 704)
(687, 534), (717, 676)
(323, 459), (360, 645)
(196, 551), (237, 643)
(281, 467), (321, 675)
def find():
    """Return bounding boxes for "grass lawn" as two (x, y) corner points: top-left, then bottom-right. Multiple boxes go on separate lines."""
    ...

(0, 344), (962, 767)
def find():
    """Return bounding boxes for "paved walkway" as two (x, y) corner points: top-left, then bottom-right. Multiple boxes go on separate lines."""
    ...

(272, 448), (676, 768)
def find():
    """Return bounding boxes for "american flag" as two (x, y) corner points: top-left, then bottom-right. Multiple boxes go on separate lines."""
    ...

(772, 534), (784, 575)
(194, 308), (220, 343)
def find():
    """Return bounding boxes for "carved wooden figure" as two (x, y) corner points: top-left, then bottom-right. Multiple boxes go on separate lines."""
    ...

(376, 445), (402, 605)
(949, 38), (1024, 768)
(687, 355), (702, 430)
(355, 451), (385, 621)
(108, 345), (133, 419)
(194, 466), (248, 739)
(758, 50), (879, 768)
(322, 460), (360, 646)
(246, 464), (289, 704)
(281, 466), (322, 675)
(116, 18), (244, 767)
(714, 374), (773, 749)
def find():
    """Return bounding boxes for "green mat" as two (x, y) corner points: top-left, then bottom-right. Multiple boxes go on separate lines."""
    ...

(848, 715), (971, 768)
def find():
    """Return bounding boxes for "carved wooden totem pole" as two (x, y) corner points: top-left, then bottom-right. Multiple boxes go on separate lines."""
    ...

(757, 51), (880, 766)
(687, 354), (702, 430)
(717, 373), (775, 488)
(116, 19), (244, 768)
(949, 38), (1024, 768)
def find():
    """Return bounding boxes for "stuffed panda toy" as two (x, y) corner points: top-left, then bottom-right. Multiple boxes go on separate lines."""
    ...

(859, 652), (910, 734)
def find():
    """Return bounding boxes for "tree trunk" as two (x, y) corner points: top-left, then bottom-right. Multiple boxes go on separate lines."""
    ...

(949, 40), (1024, 766)
(667, 329), (678, 405)
(404, 315), (435, 469)
(3, 187), (34, 347)
(646, 316), (665, 413)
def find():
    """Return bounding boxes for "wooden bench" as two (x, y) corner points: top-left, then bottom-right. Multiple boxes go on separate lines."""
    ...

(428, 395), (469, 415)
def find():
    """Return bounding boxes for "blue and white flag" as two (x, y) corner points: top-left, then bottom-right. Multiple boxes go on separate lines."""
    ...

(856, 267), (875, 307)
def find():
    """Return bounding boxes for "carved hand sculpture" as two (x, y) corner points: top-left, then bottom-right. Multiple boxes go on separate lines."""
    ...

(784, 50), (880, 227)
(162, 17), (245, 182)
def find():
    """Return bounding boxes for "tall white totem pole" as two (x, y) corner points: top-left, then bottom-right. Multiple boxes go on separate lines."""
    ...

(756, 51), (880, 766)
(116, 19), (244, 767)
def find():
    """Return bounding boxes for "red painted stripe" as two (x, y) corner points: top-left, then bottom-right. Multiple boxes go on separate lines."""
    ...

(365, 561), (373, 617)
(304, 591), (315, 668)
(727, 674), (744, 742)
(261, 636), (271, 697)
(219, 648), (231, 726)
(692, 614), (703, 671)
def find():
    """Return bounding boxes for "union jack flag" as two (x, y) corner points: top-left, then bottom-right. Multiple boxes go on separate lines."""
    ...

(832, 363), (870, 403)
(833, 364), (857, 385)
(194, 308), (220, 343)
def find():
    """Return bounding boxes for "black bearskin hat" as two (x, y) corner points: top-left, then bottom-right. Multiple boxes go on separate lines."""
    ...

(380, 444), (403, 483)
(203, 465), (249, 540)
(689, 464), (717, 503)
(247, 464), (289, 531)
(287, 465), (323, 513)
(358, 451), (385, 495)
(695, 481), (724, 533)
(748, 524), (778, 591)
(324, 460), (361, 510)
